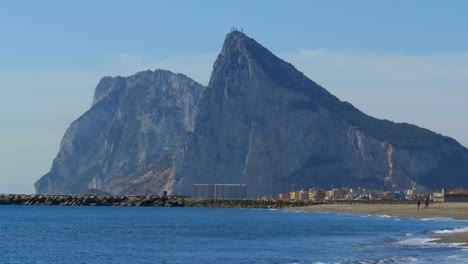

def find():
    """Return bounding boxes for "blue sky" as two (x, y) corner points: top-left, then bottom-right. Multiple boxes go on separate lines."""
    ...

(1, 1), (467, 193)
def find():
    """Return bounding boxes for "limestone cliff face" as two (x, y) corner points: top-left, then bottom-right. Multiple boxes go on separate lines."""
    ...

(35, 70), (204, 194)
(167, 31), (468, 197)
(36, 32), (468, 196)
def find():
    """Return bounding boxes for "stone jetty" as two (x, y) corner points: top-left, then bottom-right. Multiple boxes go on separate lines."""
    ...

(0, 194), (322, 208)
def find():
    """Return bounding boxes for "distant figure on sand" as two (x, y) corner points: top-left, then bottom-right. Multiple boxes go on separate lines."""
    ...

(417, 200), (421, 210)
(424, 197), (429, 209)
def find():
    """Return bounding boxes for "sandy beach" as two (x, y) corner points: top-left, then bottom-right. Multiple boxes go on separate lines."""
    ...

(291, 202), (468, 245)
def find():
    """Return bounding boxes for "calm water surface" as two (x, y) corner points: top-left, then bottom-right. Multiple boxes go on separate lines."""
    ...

(0, 206), (467, 263)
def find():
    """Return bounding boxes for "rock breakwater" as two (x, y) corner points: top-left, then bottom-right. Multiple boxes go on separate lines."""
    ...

(0, 194), (321, 208)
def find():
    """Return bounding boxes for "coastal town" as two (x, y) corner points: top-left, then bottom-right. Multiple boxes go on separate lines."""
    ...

(192, 183), (468, 203)
(275, 187), (468, 203)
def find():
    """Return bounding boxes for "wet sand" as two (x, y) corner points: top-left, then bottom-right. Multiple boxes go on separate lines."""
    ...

(291, 202), (468, 245)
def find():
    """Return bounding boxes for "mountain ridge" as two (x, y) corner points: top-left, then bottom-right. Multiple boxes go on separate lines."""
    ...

(35, 32), (468, 196)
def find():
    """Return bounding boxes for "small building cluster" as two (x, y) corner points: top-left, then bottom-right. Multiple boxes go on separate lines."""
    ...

(190, 184), (468, 202)
(275, 187), (432, 202)
(432, 188), (468, 203)
(192, 184), (247, 199)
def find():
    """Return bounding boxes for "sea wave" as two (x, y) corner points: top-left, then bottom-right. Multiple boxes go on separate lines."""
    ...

(396, 237), (440, 246)
(432, 226), (468, 234)
(361, 214), (394, 219)
(321, 257), (422, 264)
(352, 257), (420, 263)
(377, 215), (392, 218)
(420, 217), (456, 222)
(397, 237), (466, 249)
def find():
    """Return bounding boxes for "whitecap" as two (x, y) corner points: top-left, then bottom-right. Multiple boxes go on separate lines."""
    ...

(396, 237), (439, 246)
(432, 226), (468, 234)
(420, 217), (456, 222)
(351, 257), (420, 263)
(397, 257), (420, 262)
(397, 237), (467, 249)
(377, 215), (392, 218)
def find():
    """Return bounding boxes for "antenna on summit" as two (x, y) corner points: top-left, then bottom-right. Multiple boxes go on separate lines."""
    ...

(230, 26), (242, 32)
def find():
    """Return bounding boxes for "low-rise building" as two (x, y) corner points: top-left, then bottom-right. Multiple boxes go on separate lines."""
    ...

(432, 190), (444, 202)
(296, 190), (309, 200)
(277, 193), (289, 200)
(308, 189), (325, 201)
(325, 190), (335, 200)
(433, 189), (468, 203)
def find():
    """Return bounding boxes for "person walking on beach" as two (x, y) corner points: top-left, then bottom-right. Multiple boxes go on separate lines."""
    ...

(417, 200), (421, 210)
(424, 197), (429, 209)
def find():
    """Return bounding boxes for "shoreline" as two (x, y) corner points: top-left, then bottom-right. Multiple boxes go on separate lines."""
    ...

(289, 203), (468, 246)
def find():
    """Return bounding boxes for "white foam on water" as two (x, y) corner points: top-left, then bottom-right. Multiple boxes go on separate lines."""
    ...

(447, 254), (468, 261)
(293, 210), (306, 214)
(377, 215), (392, 218)
(432, 226), (468, 234)
(361, 214), (395, 219)
(349, 257), (421, 263)
(394, 257), (420, 263)
(397, 236), (467, 249)
(420, 217), (456, 222)
(396, 237), (440, 246)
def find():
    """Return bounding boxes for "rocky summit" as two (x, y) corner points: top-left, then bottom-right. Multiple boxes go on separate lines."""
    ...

(36, 31), (468, 197)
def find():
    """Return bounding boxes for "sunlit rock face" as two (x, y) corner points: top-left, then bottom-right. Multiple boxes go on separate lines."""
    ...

(35, 70), (204, 194)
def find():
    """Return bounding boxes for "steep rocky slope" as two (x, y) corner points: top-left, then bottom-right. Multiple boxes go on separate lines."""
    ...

(166, 31), (468, 197)
(36, 32), (468, 196)
(35, 70), (204, 194)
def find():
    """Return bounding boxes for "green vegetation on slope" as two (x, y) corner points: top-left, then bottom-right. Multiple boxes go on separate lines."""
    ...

(329, 101), (452, 149)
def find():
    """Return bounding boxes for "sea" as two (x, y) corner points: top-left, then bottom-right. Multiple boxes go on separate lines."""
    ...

(0, 206), (467, 264)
